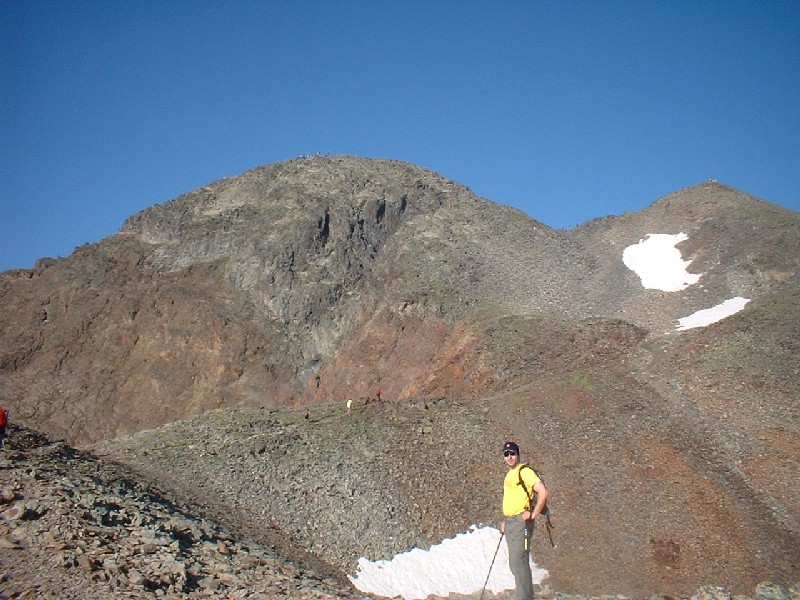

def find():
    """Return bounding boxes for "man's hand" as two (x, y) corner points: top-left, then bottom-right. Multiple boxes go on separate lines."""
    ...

(500, 521), (506, 534)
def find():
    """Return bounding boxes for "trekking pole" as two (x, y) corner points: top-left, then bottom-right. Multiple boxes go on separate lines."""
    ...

(529, 514), (555, 549)
(526, 518), (533, 551)
(544, 512), (555, 548)
(479, 531), (504, 600)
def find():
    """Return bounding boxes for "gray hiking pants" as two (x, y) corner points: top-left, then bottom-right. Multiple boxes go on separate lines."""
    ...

(505, 515), (534, 600)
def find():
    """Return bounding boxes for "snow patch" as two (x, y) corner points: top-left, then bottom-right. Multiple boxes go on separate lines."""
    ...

(349, 525), (548, 599)
(623, 233), (701, 291)
(676, 296), (750, 330)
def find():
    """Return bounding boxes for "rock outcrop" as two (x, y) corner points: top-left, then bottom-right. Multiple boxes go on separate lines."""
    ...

(0, 425), (361, 599)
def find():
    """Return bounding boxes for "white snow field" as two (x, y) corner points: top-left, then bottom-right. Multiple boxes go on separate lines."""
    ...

(622, 232), (749, 328)
(622, 232), (701, 291)
(676, 296), (750, 330)
(349, 525), (548, 599)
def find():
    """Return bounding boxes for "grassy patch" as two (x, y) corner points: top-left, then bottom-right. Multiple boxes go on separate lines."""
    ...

(569, 372), (594, 394)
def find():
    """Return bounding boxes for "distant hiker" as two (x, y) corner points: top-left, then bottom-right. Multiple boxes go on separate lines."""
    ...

(499, 441), (548, 600)
(376, 389), (382, 401)
(346, 398), (353, 412)
(0, 407), (8, 450)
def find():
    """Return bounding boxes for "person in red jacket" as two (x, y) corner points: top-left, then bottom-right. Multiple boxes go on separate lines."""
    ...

(0, 407), (8, 451)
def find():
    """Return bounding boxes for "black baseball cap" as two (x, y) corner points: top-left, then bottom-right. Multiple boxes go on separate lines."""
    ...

(502, 441), (519, 454)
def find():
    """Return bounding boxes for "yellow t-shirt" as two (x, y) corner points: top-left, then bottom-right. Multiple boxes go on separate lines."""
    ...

(503, 463), (541, 517)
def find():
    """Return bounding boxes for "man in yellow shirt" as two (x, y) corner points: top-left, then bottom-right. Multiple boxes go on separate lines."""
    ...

(500, 441), (548, 600)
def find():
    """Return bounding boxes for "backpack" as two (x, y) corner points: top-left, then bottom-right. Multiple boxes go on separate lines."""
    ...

(517, 463), (555, 547)
(0, 408), (6, 428)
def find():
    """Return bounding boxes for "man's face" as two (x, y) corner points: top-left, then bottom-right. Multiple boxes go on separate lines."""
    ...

(503, 449), (519, 468)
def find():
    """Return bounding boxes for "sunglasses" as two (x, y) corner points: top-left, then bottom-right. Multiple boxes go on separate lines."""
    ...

(503, 451), (517, 457)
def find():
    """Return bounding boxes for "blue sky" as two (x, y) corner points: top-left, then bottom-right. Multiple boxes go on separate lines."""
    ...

(2, 1), (799, 272)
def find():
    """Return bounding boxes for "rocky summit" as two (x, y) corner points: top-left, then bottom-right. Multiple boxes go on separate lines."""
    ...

(1, 155), (798, 598)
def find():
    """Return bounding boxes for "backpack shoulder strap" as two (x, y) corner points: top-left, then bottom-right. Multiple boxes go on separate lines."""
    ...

(517, 463), (533, 498)
(518, 463), (549, 514)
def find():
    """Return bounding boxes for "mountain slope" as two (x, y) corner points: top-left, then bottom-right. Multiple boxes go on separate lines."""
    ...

(92, 388), (798, 598)
(1, 156), (798, 596)
(0, 424), (362, 599)
(1, 156), (598, 442)
(568, 181), (800, 331)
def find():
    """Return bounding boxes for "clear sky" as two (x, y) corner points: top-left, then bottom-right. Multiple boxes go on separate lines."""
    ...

(2, 1), (799, 272)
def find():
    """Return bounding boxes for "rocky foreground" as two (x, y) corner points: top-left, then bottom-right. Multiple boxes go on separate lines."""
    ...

(0, 426), (362, 600)
(1, 424), (797, 600)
